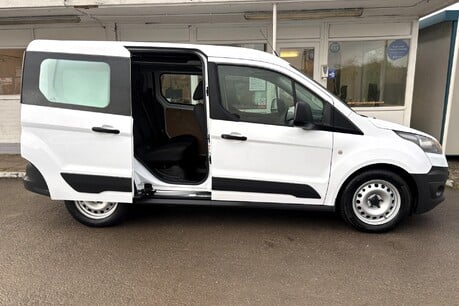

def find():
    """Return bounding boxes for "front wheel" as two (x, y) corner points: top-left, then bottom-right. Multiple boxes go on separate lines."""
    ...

(338, 170), (412, 233)
(65, 200), (129, 227)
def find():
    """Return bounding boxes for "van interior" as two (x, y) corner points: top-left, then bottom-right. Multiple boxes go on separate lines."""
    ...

(129, 49), (208, 184)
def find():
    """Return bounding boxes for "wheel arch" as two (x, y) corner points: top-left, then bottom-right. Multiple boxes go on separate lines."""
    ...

(333, 163), (418, 214)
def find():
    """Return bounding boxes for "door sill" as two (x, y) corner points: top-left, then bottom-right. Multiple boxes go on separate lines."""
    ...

(133, 196), (335, 212)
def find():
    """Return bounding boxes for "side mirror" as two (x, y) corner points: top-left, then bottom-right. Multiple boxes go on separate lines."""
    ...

(293, 101), (314, 129)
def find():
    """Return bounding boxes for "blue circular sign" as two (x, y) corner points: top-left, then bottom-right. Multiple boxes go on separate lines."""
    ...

(329, 42), (341, 53)
(387, 40), (409, 61)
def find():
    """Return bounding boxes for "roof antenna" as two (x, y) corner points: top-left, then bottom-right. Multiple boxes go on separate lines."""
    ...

(259, 29), (279, 57)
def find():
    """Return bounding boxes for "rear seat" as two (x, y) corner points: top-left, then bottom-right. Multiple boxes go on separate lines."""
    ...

(132, 72), (198, 168)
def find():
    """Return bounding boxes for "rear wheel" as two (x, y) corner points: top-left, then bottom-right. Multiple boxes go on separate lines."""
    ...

(338, 170), (412, 232)
(65, 200), (129, 227)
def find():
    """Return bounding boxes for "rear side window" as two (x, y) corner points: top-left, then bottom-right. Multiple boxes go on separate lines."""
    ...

(160, 73), (202, 105)
(39, 59), (110, 108)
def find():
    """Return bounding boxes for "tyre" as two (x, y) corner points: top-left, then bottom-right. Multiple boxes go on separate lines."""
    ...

(338, 170), (412, 233)
(65, 200), (129, 227)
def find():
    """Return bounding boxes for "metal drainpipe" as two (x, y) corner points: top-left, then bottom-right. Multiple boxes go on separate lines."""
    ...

(272, 2), (277, 54)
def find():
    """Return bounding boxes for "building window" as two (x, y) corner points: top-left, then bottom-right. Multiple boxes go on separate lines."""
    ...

(0, 49), (24, 95)
(229, 43), (266, 52)
(280, 47), (315, 79)
(327, 40), (409, 107)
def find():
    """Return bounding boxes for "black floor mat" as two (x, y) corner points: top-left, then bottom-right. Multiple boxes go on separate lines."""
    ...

(152, 164), (208, 184)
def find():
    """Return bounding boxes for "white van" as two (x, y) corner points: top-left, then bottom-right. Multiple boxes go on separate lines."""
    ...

(21, 40), (448, 232)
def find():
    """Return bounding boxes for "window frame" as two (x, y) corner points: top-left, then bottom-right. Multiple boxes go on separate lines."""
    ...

(21, 51), (131, 116)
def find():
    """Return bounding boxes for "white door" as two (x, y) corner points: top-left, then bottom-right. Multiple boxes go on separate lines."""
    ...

(21, 41), (133, 203)
(209, 62), (333, 205)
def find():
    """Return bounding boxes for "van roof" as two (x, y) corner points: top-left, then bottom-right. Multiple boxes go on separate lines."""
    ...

(26, 39), (290, 68)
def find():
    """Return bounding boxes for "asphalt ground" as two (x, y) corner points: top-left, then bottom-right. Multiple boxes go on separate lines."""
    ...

(0, 155), (27, 172)
(0, 178), (458, 305)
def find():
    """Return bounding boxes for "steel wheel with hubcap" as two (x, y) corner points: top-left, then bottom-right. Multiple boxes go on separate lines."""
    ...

(339, 170), (412, 232)
(65, 200), (129, 227)
(75, 201), (118, 219)
(352, 180), (401, 226)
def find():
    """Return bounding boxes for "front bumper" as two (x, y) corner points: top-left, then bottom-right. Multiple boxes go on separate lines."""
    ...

(412, 166), (448, 214)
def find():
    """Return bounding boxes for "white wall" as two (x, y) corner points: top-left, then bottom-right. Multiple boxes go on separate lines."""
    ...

(0, 97), (21, 149)
(118, 24), (191, 42)
(34, 26), (109, 40)
(0, 29), (32, 152)
(444, 32), (459, 155)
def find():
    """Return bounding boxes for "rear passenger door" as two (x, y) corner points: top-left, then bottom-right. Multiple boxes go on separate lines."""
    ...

(21, 41), (133, 203)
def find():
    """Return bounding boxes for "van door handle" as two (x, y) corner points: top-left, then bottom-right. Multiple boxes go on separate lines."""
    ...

(92, 126), (120, 134)
(221, 134), (247, 141)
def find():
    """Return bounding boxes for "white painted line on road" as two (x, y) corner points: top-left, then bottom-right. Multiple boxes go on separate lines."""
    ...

(0, 172), (25, 178)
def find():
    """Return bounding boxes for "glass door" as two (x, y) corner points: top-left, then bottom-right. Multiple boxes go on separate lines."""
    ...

(278, 42), (320, 82)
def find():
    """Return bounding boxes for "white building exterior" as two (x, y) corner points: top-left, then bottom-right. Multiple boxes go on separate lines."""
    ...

(412, 7), (459, 155)
(0, 0), (455, 153)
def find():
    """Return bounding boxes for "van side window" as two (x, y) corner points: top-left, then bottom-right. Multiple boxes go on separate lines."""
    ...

(217, 65), (295, 126)
(39, 59), (110, 108)
(160, 74), (202, 105)
(295, 82), (325, 123)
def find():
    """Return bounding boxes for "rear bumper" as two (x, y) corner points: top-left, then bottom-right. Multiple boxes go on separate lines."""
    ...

(23, 163), (50, 197)
(412, 166), (448, 214)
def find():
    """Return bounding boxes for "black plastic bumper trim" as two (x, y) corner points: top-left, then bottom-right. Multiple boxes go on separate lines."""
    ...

(61, 173), (132, 194)
(23, 162), (50, 197)
(412, 166), (448, 214)
(134, 197), (334, 211)
(212, 177), (321, 199)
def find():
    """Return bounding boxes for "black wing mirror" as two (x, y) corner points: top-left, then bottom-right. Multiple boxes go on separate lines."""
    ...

(293, 101), (315, 129)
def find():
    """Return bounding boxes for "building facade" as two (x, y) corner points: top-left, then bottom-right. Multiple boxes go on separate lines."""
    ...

(412, 9), (459, 155)
(0, 0), (454, 153)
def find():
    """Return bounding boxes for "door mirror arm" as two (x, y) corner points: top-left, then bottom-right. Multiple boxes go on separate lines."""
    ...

(302, 123), (335, 132)
(301, 122), (316, 130)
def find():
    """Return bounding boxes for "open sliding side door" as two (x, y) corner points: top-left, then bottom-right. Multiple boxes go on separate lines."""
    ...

(21, 40), (134, 203)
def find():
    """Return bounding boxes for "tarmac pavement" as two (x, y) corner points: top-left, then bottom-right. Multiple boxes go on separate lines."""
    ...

(0, 155), (26, 178)
(0, 178), (458, 305)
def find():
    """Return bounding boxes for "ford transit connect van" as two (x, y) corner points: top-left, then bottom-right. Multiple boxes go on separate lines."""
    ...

(21, 40), (448, 232)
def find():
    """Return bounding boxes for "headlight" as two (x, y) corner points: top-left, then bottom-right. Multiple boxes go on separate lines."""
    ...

(395, 131), (442, 154)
